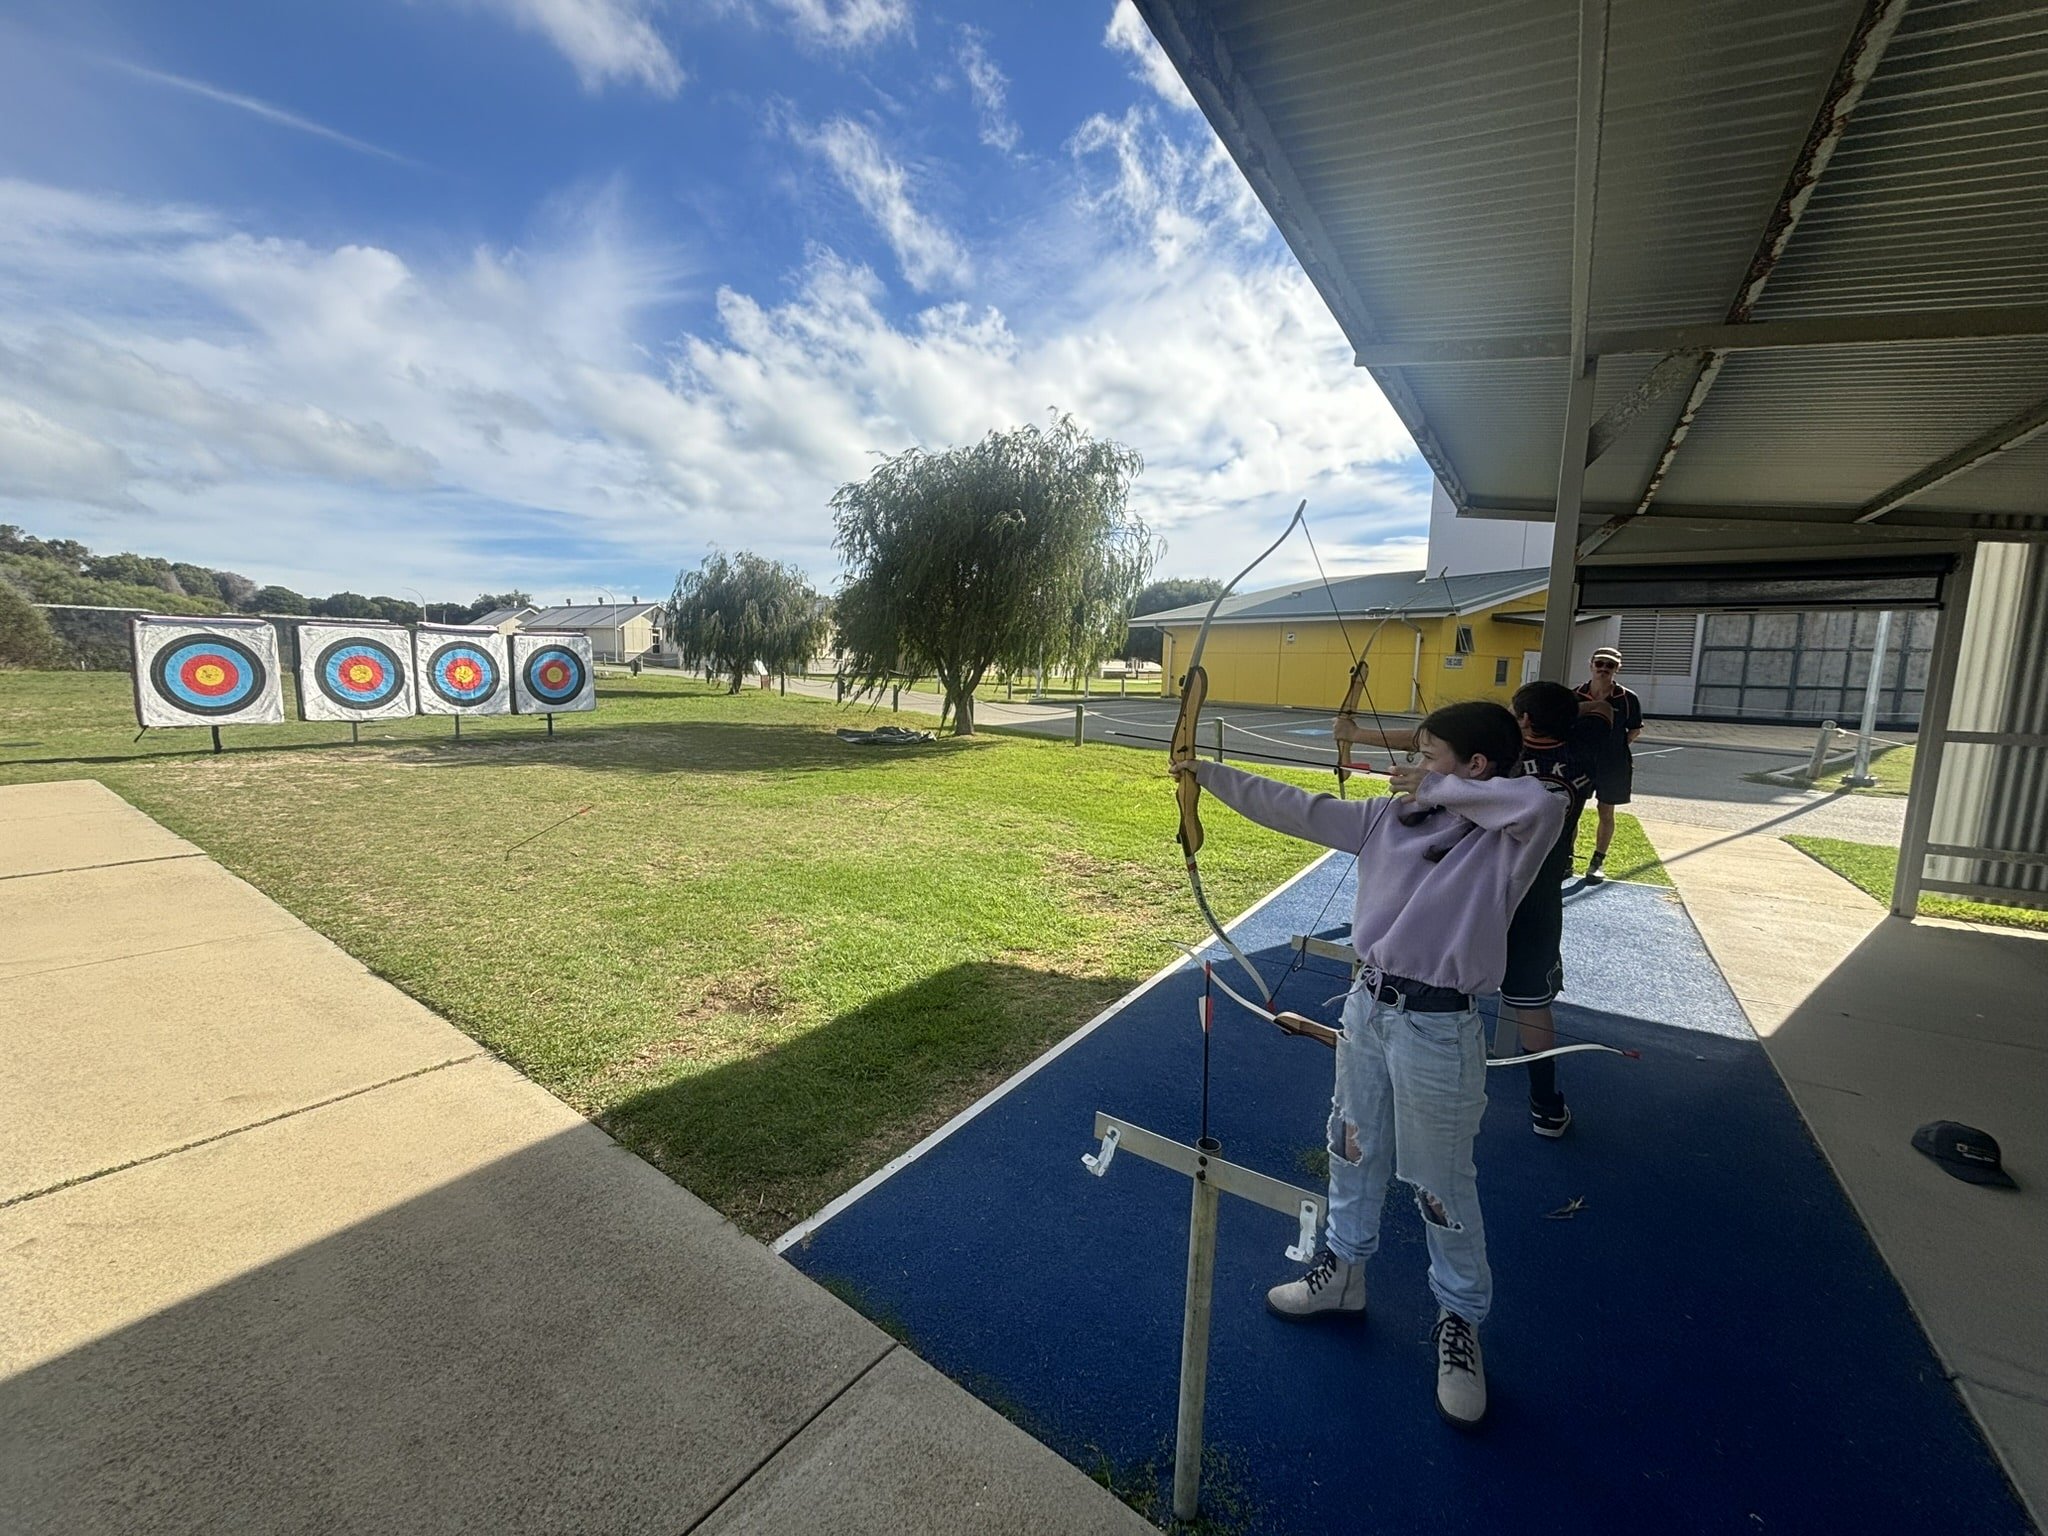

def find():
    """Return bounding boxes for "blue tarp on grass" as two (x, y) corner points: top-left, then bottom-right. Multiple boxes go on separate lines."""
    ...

(784, 855), (2031, 1535)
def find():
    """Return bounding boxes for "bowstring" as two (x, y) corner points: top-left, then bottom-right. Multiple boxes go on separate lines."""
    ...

(1289, 516), (1425, 991)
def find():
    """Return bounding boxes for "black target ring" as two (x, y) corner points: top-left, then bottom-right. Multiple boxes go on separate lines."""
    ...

(149, 633), (268, 718)
(314, 636), (408, 711)
(522, 645), (588, 707)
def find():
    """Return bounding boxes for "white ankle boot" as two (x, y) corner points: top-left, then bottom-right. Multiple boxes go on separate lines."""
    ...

(1432, 1308), (1487, 1428)
(1265, 1249), (1366, 1320)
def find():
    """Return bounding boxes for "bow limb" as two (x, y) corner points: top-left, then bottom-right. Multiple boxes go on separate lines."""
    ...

(1486, 1042), (1642, 1067)
(1169, 502), (1308, 1009)
(1333, 655), (1371, 795)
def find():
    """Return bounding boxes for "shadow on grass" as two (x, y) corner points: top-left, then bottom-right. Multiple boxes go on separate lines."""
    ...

(598, 958), (1137, 1238)
(389, 716), (991, 778)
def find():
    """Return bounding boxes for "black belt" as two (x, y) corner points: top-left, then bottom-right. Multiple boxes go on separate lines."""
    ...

(1362, 968), (1472, 1014)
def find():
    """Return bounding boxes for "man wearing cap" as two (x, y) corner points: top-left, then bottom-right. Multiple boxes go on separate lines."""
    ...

(1574, 647), (1643, 885)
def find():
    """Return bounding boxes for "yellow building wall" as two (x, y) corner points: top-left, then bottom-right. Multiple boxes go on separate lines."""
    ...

(1160, 593), (1546, 713)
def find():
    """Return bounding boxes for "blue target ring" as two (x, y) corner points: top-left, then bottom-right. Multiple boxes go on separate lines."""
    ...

(316, 637), (407, 711)
(150, 635), (266, 717)
(522, 645), (587, 707)
(426, 641), (501, 707)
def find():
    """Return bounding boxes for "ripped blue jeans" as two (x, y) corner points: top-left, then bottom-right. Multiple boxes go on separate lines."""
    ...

(1322, 986), (1492, 1325)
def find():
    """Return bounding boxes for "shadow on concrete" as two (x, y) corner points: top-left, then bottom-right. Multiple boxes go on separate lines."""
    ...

(1757, 916), (2048, 1528)
(0, 1123), (893, 1536)
(599, 960), (1141, 1235)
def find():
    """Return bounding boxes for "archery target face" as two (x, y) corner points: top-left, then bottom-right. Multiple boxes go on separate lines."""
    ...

(132, 618), (286, 728)
(412, 625), (512, 715)
(510, 632), (596, 714)
(295, 623), (418, 721)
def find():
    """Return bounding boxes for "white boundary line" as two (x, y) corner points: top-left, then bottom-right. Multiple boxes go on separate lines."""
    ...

(770, 849), (1348, 1255)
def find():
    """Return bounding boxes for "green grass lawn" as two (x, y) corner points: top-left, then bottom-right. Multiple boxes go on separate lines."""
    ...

(1747, 741), (1916, 796)
(1575, 810), (1670, 886)
(1, 669), (1345, 1236)
(1784, 834), (2048, 933)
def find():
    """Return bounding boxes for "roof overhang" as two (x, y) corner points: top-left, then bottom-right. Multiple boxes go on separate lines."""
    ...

(1135, 0), (2048, 568)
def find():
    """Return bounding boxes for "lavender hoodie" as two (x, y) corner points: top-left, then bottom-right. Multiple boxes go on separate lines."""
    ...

(1190, 763), (1569, 998)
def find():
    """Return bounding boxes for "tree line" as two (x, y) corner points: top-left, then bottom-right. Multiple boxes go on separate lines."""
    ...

(667, 414), (1223, 736)
(0, 524), (542, 669)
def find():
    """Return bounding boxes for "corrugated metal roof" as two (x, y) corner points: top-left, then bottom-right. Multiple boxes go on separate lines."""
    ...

(472, 606), (535, 627)
(1139, 0), (2048, 556)
(520, 604), (661, 628)
(1131, 566), (1547, 625)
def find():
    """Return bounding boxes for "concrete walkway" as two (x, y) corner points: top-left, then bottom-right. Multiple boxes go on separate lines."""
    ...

(1640, 815), (2047, 1528)
(0, 780), (1149, 1536)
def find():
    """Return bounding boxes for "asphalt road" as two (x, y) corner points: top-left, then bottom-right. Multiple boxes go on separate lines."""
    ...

(975, 694), (1911, 845)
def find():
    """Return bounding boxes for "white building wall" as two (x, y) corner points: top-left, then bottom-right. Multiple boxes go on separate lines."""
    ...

(1426, 482), (1556, 575)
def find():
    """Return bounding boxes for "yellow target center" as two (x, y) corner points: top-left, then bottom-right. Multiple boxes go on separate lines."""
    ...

(346, 662), (375, 685)
(452, 662), (478, 686)
(194, 663), (227, 688)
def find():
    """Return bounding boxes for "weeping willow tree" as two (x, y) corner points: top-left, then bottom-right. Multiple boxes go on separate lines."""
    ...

(831, 415), (1156, 736)
(667, 551), (830, 693)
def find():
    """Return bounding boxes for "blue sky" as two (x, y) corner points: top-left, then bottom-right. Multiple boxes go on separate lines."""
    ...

(0, 0), (1430, 604)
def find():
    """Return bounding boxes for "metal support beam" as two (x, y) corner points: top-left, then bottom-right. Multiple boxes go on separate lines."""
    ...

(1543, 362), (1599, 674)
(1587, 350), (1702, 463)
(1894, 546), (1978, 918)
(1854, 395), (2048, 522)
(1581, 0), (1910, 559)
(1540, 0), (1607, 681)
(1352, 304), (2048, 368)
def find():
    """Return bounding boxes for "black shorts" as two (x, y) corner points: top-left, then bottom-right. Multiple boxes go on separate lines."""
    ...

(1591, 755), (1633, 805)
(1501, 880), (1565, 1008)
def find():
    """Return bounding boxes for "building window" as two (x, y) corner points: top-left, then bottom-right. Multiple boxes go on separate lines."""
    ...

(1455, 624), (1474, 655)
(1494, 657), (1510, 685)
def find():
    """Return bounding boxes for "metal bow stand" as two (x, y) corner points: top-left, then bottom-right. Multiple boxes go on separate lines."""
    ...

(1079, 967), (1325, 1522)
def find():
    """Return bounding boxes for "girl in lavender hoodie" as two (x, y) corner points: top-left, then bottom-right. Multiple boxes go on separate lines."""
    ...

(1170, 700), (1566, 1429)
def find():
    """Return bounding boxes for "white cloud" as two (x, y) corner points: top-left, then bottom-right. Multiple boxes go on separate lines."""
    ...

(1104, 1), (1197, 112)
(1069, 105), (1266, 267)
(956, 27), (1018, 153)
(0, 112), (1422, 599)
(788, 116), (971, 292)
(0, 400), (140, 511)
(762, 0), (910, 50)
(457, 0), (684, 95)
(0, 331), (438, 488)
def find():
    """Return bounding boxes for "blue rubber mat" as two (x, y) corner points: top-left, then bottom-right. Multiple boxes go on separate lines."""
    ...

(785, 855), (2031, 1535)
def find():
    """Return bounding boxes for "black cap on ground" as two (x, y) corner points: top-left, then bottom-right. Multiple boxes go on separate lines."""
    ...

(1911, 1121), (2018, 1189)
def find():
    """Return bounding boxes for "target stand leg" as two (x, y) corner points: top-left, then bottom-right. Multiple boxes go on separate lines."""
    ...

(1080, 1112), (1324, 1522)
(210, 726), (223, 755)
(547, 713), (555, 738)
(350, 721), (360, 746)
(454, 715), (462, 741)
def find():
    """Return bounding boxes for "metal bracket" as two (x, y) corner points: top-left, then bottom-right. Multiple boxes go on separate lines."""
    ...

(1082, 1124), (1120, 1177)
(1288, 1199), (1319, 1264)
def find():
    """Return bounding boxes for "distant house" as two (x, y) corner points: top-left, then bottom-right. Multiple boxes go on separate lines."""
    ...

(518, 602), (665, 663)
(472, 605), (538, 633)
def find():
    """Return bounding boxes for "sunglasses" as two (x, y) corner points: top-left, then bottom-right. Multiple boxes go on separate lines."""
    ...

(1593, 660), (1618, 669)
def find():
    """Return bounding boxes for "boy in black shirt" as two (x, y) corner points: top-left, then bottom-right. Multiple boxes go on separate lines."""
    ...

(1574, 647), (1644, 884)
(1503, 681), (1596, 1136)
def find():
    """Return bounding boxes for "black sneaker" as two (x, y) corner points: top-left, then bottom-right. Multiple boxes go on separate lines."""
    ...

(1585, 851), (1607, 885)
(1531, 1097), (1573, 1139)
